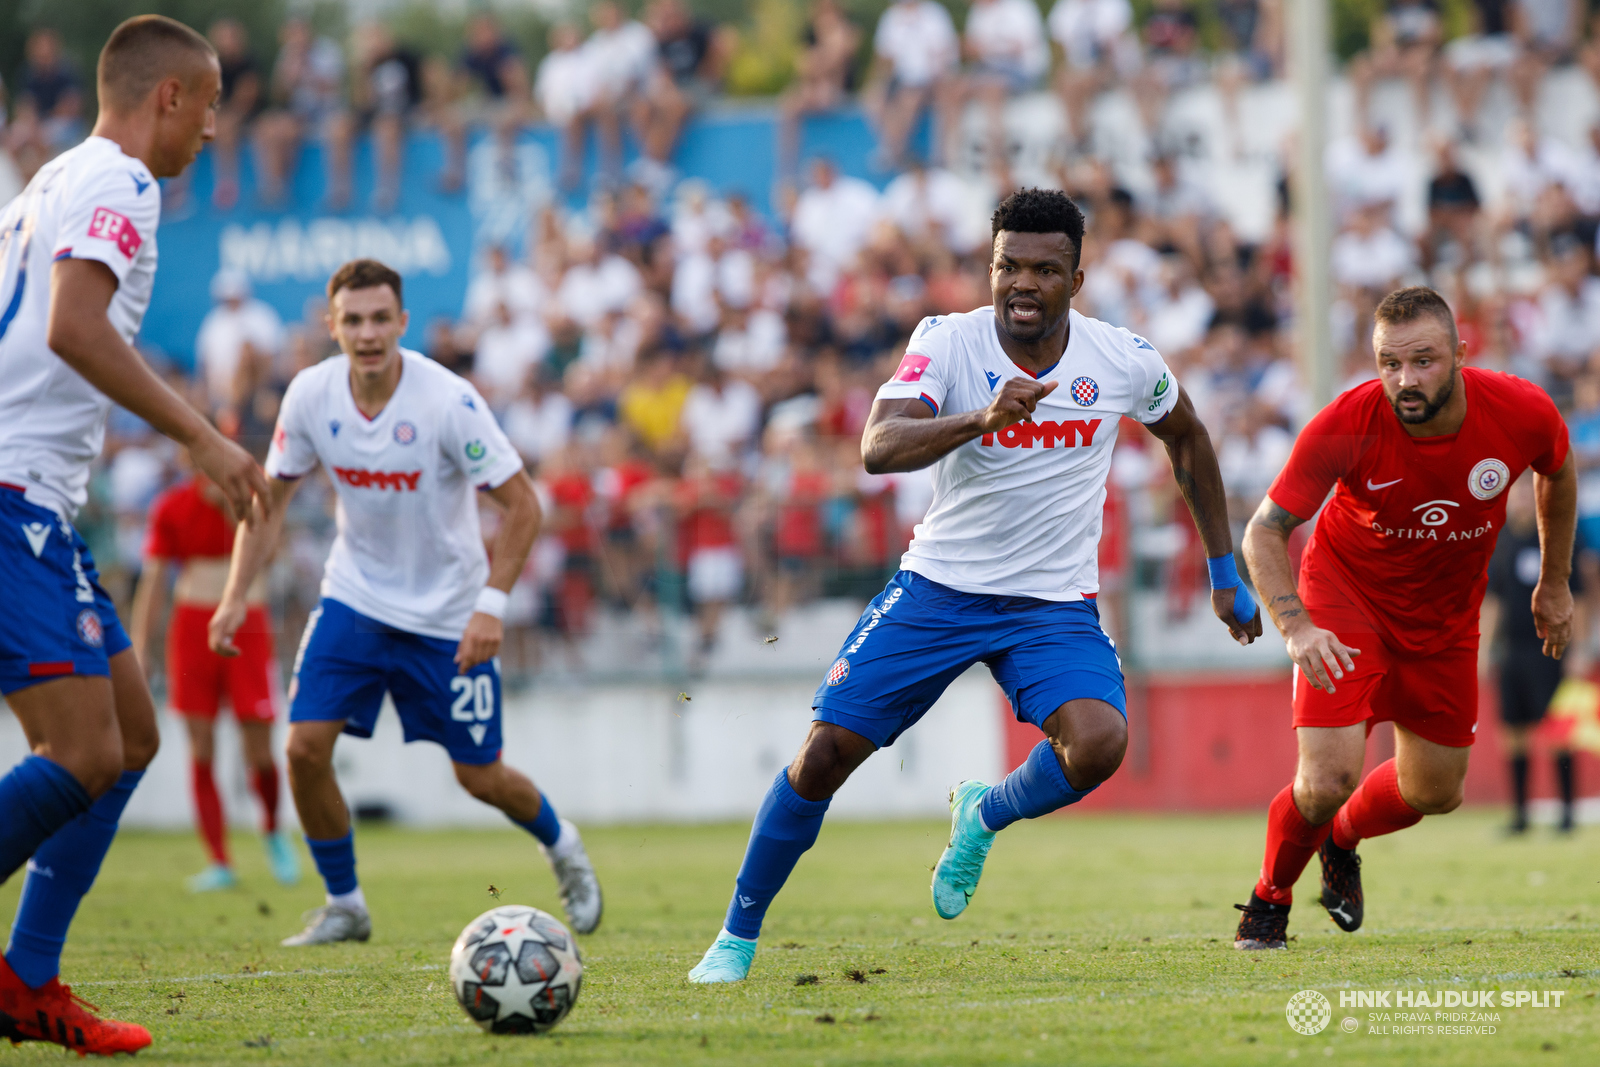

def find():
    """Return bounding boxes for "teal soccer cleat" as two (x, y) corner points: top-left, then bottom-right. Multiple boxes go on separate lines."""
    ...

(186, 863), (238, 893)
(265, 831), (302, 886)
(686, 930), (758, 983)
(931, 780), (996, 919)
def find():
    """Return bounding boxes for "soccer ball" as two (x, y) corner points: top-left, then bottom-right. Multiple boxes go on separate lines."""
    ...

(448, 905), (584, 1034)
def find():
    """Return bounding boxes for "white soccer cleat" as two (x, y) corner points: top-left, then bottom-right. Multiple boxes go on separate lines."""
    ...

(280, 904), (372, 946)
(543, 818), (603, 934)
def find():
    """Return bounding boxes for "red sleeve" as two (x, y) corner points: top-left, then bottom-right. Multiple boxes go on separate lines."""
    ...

(142, 489), (183, 561)
(1520, 379), (1569, 475)
(1265, 394), (1369, 521)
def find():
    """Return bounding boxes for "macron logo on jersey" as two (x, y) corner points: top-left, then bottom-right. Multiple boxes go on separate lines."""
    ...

(86, 207), (141, 258)
(981, 418), (1102, 449)
(332, 467), (422, 492)
(130, 173), (151, 196)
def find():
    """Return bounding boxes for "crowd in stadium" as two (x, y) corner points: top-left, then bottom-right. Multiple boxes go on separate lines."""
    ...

(7, 0), (1600, 678)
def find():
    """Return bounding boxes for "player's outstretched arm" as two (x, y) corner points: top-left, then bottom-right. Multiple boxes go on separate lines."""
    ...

(48, 259), (270, 520)
(860, 377), (1058, 474)
(1241, 495), (1359, 692)
(455, 470), (542, 673)
(127, 556), (170, 672)
(1147, 391), (1262, 645)
(209, 477), (297, 657)
(1532, 452), (1578, 659)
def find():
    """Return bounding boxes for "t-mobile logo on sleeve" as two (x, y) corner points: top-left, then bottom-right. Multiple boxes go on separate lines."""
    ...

(87, 207), (142, 258)
(892, 353), (931, 383)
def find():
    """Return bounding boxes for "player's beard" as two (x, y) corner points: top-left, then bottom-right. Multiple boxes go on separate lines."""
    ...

(1390, 368), (1457, 425)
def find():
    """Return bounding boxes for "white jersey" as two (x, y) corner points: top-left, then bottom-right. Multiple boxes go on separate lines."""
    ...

(876, 307), (1178, 601)
(266, 349), (525, 640)
(0, 137), (160, 517)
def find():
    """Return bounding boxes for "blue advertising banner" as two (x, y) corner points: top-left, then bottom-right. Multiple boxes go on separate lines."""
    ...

(140, 105), (903, 369)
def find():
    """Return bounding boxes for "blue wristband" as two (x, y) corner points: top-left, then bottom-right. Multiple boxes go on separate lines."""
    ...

(1206, 553), (1259, 624)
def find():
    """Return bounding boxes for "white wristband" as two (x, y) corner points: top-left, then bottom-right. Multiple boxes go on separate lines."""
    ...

(474, 587), (509, 620)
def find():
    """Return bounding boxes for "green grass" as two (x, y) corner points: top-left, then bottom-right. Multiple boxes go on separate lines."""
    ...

(2, 811), (1596, 1065)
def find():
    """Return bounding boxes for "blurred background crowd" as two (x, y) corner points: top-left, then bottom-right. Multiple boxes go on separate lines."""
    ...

(6, 0), (1600, 685)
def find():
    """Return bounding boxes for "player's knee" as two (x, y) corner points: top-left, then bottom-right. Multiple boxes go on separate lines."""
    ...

(119, 721), (160, 771)
(453, 762), (502, 804)
(285, 732), (334, 777)
(1296, 770), (1359, 821)
(1069, 719), (1127, 787)
(1403, 779), (1464, 815)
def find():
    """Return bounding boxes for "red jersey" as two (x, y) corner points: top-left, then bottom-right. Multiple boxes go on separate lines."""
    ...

(1268, 368), (1567, 657)
(144, 480), (233, 562)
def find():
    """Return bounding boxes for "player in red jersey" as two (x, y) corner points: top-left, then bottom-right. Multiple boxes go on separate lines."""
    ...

(1231, 287), (1576, 949)
(129, 465), (300, 891)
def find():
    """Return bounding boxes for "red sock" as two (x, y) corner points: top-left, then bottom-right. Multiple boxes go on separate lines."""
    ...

(192, 760), (229, 866)
(1333, 758), (1422, 850)
(1253, 783), (1333, 905)
(252, 764), (280, 834)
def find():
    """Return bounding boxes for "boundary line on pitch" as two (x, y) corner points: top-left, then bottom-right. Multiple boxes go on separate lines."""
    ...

(73, 963), (444, 988)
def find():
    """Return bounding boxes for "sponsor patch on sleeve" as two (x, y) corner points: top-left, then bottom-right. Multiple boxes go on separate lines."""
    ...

(892, 352), (931, 384)
(86, 207), (142, 258)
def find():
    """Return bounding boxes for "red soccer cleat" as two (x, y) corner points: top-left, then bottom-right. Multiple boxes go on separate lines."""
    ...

(0, 956), (151, 1056)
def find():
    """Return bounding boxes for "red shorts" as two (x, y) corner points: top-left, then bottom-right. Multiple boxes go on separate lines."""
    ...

(166, 604), (279, 722)
(1291, 629), (1479, 747)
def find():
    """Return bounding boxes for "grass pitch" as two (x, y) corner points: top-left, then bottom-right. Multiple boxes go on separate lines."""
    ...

(1, 810), (1595, 1066)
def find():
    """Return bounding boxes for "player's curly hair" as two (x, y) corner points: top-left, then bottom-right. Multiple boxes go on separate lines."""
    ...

(991, 188), (1087, 269)
(1374, 286), (1458, 346)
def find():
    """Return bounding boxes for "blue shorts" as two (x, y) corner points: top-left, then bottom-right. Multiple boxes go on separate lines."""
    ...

(0, 488), (131, 695)
(289, 598), (503, 765)
(812, 571), (1125, 748)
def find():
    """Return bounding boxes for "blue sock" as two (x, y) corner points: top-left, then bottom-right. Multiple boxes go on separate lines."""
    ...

(0, 755), (92, 886)
(979, 741), (1095, 833)
(514, 794), (562, 848)
(305, 832), (358, 895)
(6, 769), (141, 989)
(723, 769), (831, 940)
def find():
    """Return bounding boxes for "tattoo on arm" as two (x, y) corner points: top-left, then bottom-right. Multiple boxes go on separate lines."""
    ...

(1269, 592), (1304, 620)
(1172, 464), (1197, 501)
(1251, 501), (1306, 538)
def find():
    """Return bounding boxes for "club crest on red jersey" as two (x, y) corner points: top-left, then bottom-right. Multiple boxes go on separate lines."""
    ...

(1468, 458), (1510, 501)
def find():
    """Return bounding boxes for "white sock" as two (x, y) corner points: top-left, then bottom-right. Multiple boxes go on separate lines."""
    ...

(546, 818), (584, 861)
(719, 928), (757, 945)
(327, 886), (368, 915)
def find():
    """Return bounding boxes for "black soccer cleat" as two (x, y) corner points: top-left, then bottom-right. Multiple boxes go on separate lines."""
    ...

(1318, 838), (1364, 932)
(1233, 893), (1289, 950)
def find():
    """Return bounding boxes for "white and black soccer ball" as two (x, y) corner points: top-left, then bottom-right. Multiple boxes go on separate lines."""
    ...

(449, 905), (583, 1034)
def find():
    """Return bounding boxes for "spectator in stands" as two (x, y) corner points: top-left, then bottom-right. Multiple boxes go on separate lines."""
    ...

(586, 1), (659, 181)
(880, 156), (981, 254)
(536, 23), (602, 191)
(1048, 0), (1140, 147)
(1132, 0), (1205, 134)
(864, 0), (959, 170)
(4, 29), (84, 178)
(1422, 138), (1483, 272)
(1511, 0), (1582, 115)
(635, 0), (735, 177)
(1445, 0), (1519, 139)
(557, 235), (645, 331)
(464, 244), (549, 329)
(676, 452), (745, 670)
(1325, 123), (1409, 224)
(342, 21), (425, 212)
(196, 270), (284, 429)
(1349, 1), (1442, 126)
(207, 19), (262, 210)
(253, 17), (348, 207)
(503, 365), (575, 466)
(440, 12), (533, 193)
(777, 0), (863, 179)
(1331, 200), (1417, 294)
(1529, 234), (1600, 394)
(474, 298), (552, 408)
(681, 354), (762, 468)
(789, 157), (882, 292)
(620, 349), (693, 455)
(940, 0), (1049, 169)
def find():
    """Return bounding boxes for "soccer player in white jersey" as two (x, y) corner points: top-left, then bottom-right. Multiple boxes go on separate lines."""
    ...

(211, 259), (602, 945)
(689, 189), (1262, 983)
(0, 17), (269, 1055)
